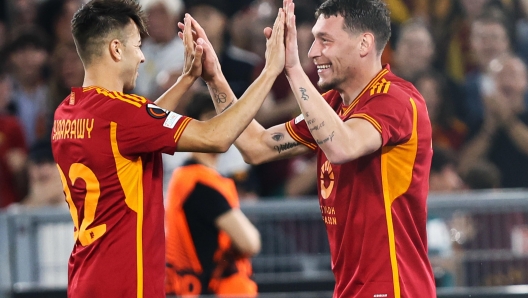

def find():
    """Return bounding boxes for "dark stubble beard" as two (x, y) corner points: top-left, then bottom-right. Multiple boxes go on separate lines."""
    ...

(318, 76), (346, 92)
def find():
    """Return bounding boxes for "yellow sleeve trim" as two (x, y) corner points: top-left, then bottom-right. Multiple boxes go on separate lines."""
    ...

(173, 117), (192, 143)
(349, 113), (382, 133)
(285, 122), (317, 150)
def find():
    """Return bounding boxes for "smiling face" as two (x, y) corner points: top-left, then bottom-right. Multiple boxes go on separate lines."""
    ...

(119, 21), (145, 91)
(308, 15), (362, 92)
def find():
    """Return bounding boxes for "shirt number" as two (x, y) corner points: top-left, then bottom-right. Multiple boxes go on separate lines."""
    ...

(57, 163), (107, 246)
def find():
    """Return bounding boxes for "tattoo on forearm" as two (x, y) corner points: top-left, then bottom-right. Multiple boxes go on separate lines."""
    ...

(307, 118), (316, 125)
(309, 121), (325, 132)
(271, 133), (284, 142)
(316, 131), (335, 145)
(299, 87), (309, 101)
(274, 142), (299, 153)
(212, 88), (227, 103)
(221, 100), (234, 112)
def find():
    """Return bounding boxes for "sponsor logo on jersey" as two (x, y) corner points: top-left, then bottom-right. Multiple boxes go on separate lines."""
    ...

(146, 104), (170, 119)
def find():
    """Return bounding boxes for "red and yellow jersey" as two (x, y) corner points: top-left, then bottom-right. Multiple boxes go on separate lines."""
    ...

(51, 86), (191, 298)
(165, 160), (257, 297)
(286, 65), (435, 298)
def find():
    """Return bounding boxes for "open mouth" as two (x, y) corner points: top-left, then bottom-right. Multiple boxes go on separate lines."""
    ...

(317, 64), (331, 72)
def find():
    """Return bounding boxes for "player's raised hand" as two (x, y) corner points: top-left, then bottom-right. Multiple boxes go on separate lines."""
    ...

(263, 8), (286, 77)
(180, 14), (203, 79)
(178, 15), (222, 82)
(283, 0), (301, 73)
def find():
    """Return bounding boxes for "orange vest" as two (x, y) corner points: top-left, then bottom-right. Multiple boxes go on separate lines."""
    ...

(165, 163), (257, 297)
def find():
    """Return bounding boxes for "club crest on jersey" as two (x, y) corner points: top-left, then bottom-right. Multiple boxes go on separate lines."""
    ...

(146, 104), (170, 119)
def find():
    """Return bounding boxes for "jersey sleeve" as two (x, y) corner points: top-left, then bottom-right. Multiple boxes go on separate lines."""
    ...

(285, 114), (318, 151)
(349, 93), (413, 146)
(115, 101), (192, 156)
(184, 183), (232, 224)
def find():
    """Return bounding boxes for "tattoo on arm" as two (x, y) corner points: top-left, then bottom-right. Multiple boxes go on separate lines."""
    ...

(221, 100), (234, 112)
(212, 88), (227, 103)
(299, 87), (309, 101)
(271, 133), (284, 142)
(309, 121), (325, 132)
(274, 142), (300, 153)
(307, 118), (316, 125)
(316, 131), (335, 145)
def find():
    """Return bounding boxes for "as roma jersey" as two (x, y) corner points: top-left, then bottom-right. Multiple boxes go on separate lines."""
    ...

(286, 65), (436, 298)
(51, 86), (191, 298)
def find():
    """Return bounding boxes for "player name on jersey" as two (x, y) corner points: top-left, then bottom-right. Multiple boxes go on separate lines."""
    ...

(52, 118), (95, 140)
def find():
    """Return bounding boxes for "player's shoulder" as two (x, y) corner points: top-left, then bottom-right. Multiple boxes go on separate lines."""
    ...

(366, 70), (420, 104)
(82, 86), (151, 109)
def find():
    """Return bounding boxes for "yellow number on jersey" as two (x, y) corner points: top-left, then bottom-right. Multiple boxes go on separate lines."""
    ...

(57, 163), (107, 246)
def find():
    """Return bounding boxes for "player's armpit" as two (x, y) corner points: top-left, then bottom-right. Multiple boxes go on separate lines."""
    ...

(235, 122), (311, 165)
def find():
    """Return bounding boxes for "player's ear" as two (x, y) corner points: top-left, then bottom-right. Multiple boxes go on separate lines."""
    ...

(359, 32), (375, 57)
(109, 39), (123, 61)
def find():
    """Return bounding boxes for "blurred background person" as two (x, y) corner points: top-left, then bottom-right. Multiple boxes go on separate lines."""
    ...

(414, 69), (467, 151)
(459, 54), (528, 188)
(36, 0), (82, 48)
(185, 0), (261, 98)
(0, 64), (27, 209)
(165, 94), (260, 297)
(461, 9), (513, 137)
(4, 28), (51, 146)
(134, 0), (185, 100)
(429, 146), (465, 193)
(20, 138), (64, 207)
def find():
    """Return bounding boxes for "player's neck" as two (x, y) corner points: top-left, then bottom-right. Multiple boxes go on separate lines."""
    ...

(83, 64), (124, 92)
(340, 61), (383, 105)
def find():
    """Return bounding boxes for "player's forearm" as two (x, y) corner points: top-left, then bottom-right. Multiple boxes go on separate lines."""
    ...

(204, 70), (277, 151)
(153, 74), (196, 111)
(286, 67), (355, 163)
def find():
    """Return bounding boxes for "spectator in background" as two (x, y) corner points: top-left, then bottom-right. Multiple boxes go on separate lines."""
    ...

(0, 65), (27, 209)
(461, 9), (512, 136)
(392, 19), (435, 82)
(21, 139), (63, 207)
(429, 146), (465, 193)
(134, 0), (185, 99)
(165, 94), (260, 297)
(46, 42), (84, 130)
(414, 70), (467, 151)
(459, 54), (528, 188)
(37, 0), (82, 48)
(463, 160), (501, 189)
(5, 28), (51, 146)
(186, 0), (261, 98)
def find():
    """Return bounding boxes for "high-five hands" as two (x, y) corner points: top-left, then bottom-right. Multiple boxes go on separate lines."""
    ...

(179, 14), (203, 80)
(263, 8), (286, 77)
(178, 14), (222, 82)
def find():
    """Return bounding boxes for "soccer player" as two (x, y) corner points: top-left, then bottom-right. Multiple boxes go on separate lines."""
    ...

(51, 0), (286, 297)
(165, 92), (260, 297)
(184, 0), (436, 296)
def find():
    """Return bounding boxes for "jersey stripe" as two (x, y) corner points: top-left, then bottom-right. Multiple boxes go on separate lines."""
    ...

(173, 117), (192, 143)
(380, 98), (419, 298)
(285, 121), (317, 150)
(342, 69), (389, 116)
(349, 113), (382, 133)
(110, 122), (145, 298)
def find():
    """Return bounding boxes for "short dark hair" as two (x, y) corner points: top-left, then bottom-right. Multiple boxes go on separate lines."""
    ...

(71, 0), (147, 65)
(185, 90), (216, 120)
(316, 0), (391, 54)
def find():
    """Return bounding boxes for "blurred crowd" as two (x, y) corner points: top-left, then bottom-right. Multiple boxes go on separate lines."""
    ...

(3, 0), (528, 209)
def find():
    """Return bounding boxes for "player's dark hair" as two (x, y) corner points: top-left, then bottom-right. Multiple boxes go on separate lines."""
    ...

(185, 90), (216, 120)
(316, 0), (391, 54)
(71, 0), (147, 65)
